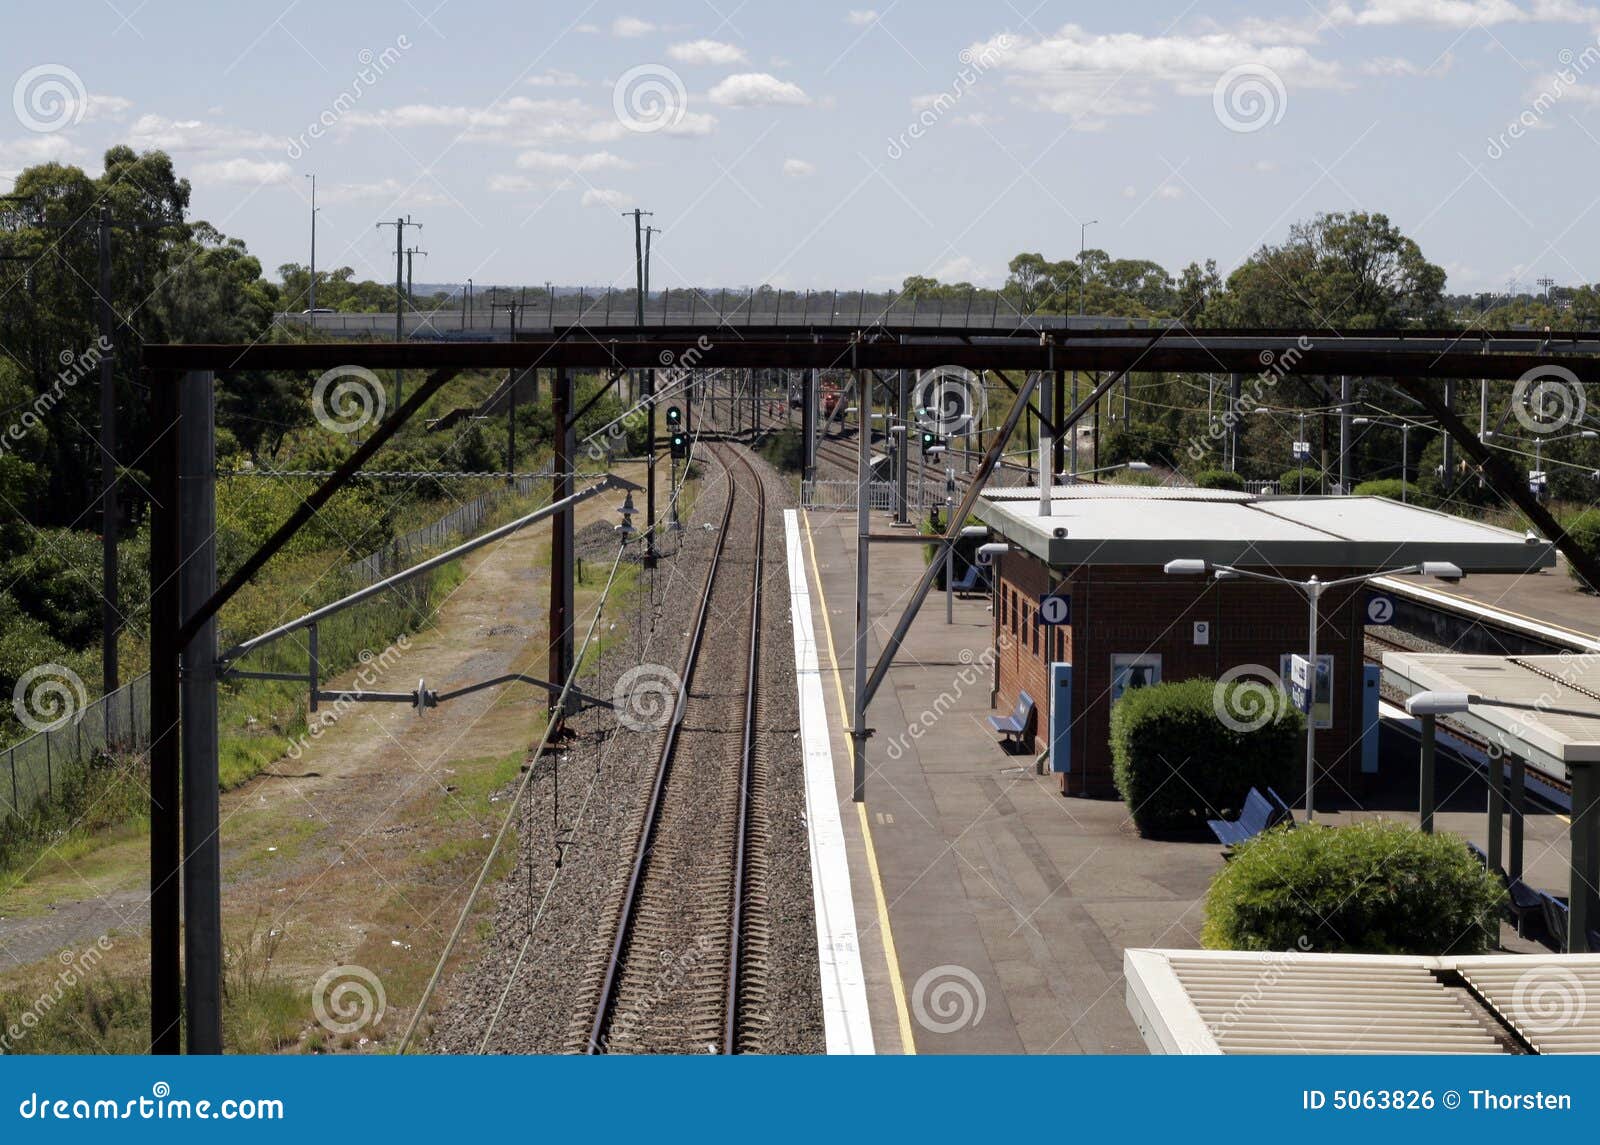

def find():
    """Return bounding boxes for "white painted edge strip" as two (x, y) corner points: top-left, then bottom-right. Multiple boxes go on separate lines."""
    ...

(785, 510), (875, 1054)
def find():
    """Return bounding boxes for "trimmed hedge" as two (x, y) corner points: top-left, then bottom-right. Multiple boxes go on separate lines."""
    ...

(1278, 466), (1323, 494)
(1193, 469), (1245, 491)
(1564, 508), (1600, 593)
(1110, 677), (1301, 835)
(1202, 820), (1506, 954)
(1351, 478), (1416, 501)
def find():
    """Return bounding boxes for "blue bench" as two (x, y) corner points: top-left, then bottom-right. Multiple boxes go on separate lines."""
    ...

(1465, 840), (1547, 939)
(948, 563), (988, 596)
(1266, 787), (1295, 826)
(987, 691), (1035, 751)
(1208, 788), (1287, 847)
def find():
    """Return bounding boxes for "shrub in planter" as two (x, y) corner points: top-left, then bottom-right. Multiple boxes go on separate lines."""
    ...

(1193, 469), (1245, 491)
(1563, 508), (1600, 593)
(1277, 466), (1324, 495)
(1202, 819), (1505, 954)
(1110, 677), (1301, 835)
(1351, 478), (1417, 502)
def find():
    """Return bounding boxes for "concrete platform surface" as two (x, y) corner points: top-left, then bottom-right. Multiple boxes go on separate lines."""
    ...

(798, 508), (1580, 1054)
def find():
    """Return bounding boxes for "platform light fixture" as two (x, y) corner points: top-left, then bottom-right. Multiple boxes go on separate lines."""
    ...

(1163, 556), (1467, 821)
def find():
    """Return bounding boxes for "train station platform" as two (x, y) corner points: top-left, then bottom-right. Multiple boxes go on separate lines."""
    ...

(1388, 557), (1600, 650)
(789, 510), (1579, 1054)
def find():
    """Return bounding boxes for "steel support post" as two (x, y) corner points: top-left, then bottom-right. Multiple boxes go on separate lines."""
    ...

(507, 368), (517, 486)
(551, 367), (575, 719)
(895, 367), (909, 525)
(851, 362), (872, 802)
(1338, 375), (1351, 494)
(308, 623), (320, 714)
(1487, 756), (1505, 874)
(178, 370), (222, 1053)
(1228, 373), (1241, 471)
(1304, 582), (1320, 821)
(802, 368), (815, 481)
(1418, 713), (1436, 834)
(1509, 754), (1526, 882)
(1570, 765), (1600, 952)
(148, 372), (182, 1055)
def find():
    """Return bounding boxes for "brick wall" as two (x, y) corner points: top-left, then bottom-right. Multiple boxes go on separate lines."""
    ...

(991, 554), (1367, 799)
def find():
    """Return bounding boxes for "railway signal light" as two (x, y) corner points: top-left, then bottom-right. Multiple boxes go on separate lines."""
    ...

(670, 431), (688, 459)
(920, 429), (945, 455)
(666, 405), (682, 427)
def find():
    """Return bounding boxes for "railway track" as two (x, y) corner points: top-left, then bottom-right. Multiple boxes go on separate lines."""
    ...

(575, 441), (770, 1054)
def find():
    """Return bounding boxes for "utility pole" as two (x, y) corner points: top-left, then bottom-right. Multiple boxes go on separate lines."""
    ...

(623, 207), (656, 564)
(96, 207), (118, 695)
(304, 173), (319, 311)
(377, 215), (421, 406)
(405, 245), (426, 305)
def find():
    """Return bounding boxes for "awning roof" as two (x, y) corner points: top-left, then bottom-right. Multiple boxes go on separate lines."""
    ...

(975, 487), (1555, 572)
(1126, 948), (1600, 1054)
(1381, 652), (1600, 778)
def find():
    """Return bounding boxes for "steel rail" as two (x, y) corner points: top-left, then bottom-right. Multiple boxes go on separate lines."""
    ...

(584, 440), (749, 1054)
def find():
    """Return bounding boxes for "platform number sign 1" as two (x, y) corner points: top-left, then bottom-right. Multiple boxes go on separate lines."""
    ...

(1038, 593), (1071, 626)
(1365, 593), (1396, 626)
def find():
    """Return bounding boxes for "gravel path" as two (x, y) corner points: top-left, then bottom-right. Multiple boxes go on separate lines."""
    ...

(428, 444), (822, 1054)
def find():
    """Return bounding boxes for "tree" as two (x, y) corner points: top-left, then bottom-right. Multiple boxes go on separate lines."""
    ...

(1211, 211), (1446, 328)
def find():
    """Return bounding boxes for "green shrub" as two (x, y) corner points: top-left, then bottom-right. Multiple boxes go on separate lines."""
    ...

(1202, 820), (1506, 954)
(1278, 466), (1324, 494)
(1563, 508), (1600, 592)
(759, 426), (804, 473)
(1110, 677), (1301, 835)
(1193, 469), (1245, 491)
(1352, 478), (1416, 501)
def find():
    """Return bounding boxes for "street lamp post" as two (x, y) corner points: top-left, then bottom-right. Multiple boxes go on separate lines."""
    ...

(1164, 558), (1466, 821)
(305, 174), (319, 312)
(1352, 416), (1429, 502)
(1252, 406), (1311, 494)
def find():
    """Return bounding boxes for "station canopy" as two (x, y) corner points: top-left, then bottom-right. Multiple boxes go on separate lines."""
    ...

(975, 486), (1556, 572)
(1382, 652), (1600, 781)
(1125, 948), (1600, 1054)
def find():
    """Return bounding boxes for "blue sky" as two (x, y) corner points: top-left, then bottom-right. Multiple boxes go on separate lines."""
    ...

(4, 0), (1599, 297)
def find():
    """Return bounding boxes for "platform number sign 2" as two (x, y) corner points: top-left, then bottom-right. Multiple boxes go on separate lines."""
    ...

(1365, 593), (1396, 626)
(1038, 593), (1071, 626)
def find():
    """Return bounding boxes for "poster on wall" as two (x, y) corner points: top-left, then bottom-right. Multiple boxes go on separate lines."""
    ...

(1110, 654), (1162, 705)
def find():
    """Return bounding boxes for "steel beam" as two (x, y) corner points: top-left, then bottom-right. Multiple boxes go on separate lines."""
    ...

(178, 370), (222, 1054)
(147, 371), (181, 1056)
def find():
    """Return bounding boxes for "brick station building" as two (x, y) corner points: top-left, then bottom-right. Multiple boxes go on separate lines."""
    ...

(971, 486), (1555, 799)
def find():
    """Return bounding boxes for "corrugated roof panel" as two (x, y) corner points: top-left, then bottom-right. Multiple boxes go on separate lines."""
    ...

(1458, 964), (1600, 1053)
(1161, 955), (1506, 1055)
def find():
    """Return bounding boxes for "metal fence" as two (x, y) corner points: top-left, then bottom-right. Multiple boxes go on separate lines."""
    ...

(802, 479), (954, 512)
(1245, 480), (1283, 495)
(341, 476), (540, 585)
(275, 294), (1169, 340)
(1, 673), (150, 824)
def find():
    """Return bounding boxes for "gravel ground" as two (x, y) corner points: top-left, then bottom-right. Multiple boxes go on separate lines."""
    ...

(428, 445), (821, 1054)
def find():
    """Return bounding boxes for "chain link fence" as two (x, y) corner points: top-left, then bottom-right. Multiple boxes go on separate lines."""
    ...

(1, 674), (149, 825)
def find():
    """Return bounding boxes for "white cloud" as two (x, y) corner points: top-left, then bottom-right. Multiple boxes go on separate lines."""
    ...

(950, 112), (996, 127)
(515, 148), (633, 172)
(783, 157), (815, 177)
(1120, 184), (1138, 199)
(1252, 158), (1279, 172)
(708, 73), (811, 107)
(317, 178), (451, 205)
(582, 187), (630, 209)
(194, 157), (291, 185)
(488, 174), (539, 193)
(1156, 183), (1184, 200)
(611, 16), (655, 37)
(346, 97), (630, 144)
(930, 254), (997, 283)
(127, 114), (279, 152)
(1361, 54), (1451, 75)
(846, 10), (879, 25)
(1330, 0), (1584, 27)
(975, 25), (1343, 125)
(0, 134), (85, 177)
(668, 39), (748, 65)
(527, 70), (582, 87)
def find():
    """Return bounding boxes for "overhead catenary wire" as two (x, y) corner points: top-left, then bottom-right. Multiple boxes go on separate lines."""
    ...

(397, 537), (631, 1056)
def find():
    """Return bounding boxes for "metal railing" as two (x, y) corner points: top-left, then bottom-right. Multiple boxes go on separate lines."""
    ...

(1, 674), (149, 824)
(275, 294), (1169, 339)
(1, 478), (547, 824)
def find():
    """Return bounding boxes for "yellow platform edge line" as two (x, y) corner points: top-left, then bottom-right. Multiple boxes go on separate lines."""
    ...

(801, 510), (918, 1056)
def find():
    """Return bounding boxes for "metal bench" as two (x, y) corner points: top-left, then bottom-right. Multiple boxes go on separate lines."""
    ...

(986, 691), (1036, 751)
(948, 562), (988, 597)
(1207, 788), (1286, 847)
